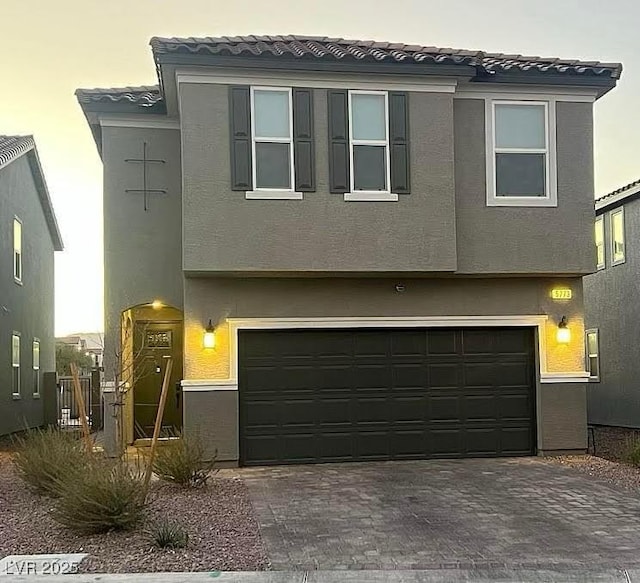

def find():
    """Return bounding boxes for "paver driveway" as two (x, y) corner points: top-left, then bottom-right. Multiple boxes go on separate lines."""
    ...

(238, 458), (640, 571)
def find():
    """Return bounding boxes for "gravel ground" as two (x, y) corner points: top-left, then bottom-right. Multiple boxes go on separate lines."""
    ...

(0, 453), (268, 573)
(550, 454), (640, 492)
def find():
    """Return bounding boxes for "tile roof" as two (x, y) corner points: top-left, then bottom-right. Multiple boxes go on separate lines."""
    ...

(595, 176), (640, 212)
(0, 135), (35, 168)
(75, 85), (163, 106)
(150, 35), (623, 79)
(0, 135), (63, 251)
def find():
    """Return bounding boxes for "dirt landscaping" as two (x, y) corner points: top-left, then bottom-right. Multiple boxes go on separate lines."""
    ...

(0, 452), (268, 573)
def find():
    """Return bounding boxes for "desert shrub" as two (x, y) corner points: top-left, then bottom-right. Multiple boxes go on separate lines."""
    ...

(147, 518), (189, 549)
(623, 436), (640, 467)
(152, 433), (215, 488)
(54, 459), (146, 533)
(12, 427), (88, 496)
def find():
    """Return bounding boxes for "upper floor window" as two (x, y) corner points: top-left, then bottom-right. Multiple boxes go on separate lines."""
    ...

(12, 333), (20, 397)
(32, 339), (40, 397)
(595, 215), (605, 270)
(486, 100), (557, 207)
(13, 218), (22, 283)
(348, 91), (390, 194)
(250, 87), (294, 192)
(610, 207), (625, 265)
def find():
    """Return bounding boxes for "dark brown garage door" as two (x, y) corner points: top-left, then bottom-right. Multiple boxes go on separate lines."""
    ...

(239, 327), (536, 466)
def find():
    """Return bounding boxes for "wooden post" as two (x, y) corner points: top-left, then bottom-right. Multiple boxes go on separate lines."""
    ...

(70, 363), (93, 454)
(142, 357), (173, 500)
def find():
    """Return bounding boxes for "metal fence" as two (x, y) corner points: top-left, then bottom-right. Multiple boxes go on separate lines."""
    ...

(58, 375), (97, 431)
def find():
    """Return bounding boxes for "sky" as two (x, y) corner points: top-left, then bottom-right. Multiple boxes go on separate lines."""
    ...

(1, 0), (638, 335)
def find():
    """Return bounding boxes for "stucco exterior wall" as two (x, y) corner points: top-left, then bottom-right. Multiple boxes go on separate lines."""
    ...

(180, 83), (457, 273)
(0, 155), (56, 435)
(453, 99), (595, 275)
(183, 276), (586, 381)
(584, 198), (640, 427)
(101, 126), (183, 381)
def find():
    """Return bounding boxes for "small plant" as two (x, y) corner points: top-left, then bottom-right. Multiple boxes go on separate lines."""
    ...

(12, 427), (88, 496)
(151, 433), (215, 488)
(623, 435), (640, 467)
(147, 518), (189, 549)
(53, 459), (146, 533)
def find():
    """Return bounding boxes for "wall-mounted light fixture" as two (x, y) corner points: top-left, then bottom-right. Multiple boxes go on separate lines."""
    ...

(151, 299), (164, 310)
(557, 316), (570, 344)
(203, 319), (216, 349)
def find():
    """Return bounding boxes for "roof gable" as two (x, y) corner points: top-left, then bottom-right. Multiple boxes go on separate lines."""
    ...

(0, 135), (64, 251)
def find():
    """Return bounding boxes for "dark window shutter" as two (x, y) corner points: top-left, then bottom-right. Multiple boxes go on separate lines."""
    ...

(229, 86), (252, 191)
(293, 89), (315, 192)
(328, 90), (350, 193)
(389, 92), (410, 194)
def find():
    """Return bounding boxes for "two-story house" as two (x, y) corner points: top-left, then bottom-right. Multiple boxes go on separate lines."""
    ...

(77, 35), (621, 465)
(0, 135), (63, 436)
(584, 179), (640, 432)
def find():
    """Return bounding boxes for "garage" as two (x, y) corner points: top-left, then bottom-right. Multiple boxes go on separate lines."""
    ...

(239, 327), (536, 466)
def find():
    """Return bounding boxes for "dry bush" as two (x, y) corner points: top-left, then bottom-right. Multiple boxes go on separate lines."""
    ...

(53, 459), (146, 533)
(12, 427), (88, 496)
(152, 433), (215, 488)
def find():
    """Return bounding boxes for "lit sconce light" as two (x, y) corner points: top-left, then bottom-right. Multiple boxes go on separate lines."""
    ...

(203, 319), (216, 349)
(151, 299), (163, 310)
(557, 316), (571, 344)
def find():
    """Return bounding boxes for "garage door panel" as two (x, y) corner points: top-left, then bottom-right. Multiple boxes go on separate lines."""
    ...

(390, 331), (427, 356)
(429, 395), (461, 422)
(393, 363), (427, 388)
(464, 395), (498, 421)
(427, 330), (458, 355)
(466, 428), (500, 454)
(352, 364), (392, 389)
(500, 394), (533, 420)
(239, 327), (535, 465)
(356, 431), (391, 458)
(428, 363), (460, 388)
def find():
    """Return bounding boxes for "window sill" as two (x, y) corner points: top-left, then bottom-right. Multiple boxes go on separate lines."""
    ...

(343, 192), (399, 202)
(12, 393), (21, 401)
(32, 393), (41, 399)
(611, 258), (626, 267)
(486, 195), (557, 208)
(14, 278), (22, 286)
(245, 190), (303, 200)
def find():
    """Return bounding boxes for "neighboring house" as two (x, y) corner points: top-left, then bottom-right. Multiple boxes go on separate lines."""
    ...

(77, 35), (621, 465)
(0, 136), (63, 436)
(56, 332), (104, 369)
(584, 179), (640, 429)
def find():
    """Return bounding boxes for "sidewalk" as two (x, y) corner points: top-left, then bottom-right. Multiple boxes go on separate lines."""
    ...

(2, 569), (640, 582)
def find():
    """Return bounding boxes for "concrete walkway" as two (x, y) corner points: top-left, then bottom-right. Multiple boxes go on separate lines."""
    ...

(3, 568), (640, 582)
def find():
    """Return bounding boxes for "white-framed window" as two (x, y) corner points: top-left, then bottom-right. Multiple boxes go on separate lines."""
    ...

(486, 99), (557, 207)
(250, 86), (295, 195)
(32, 339), (40, 397)
(346, 90), (392, 201)
(13, 217), (22, 283)
(585, 329), (600, 382)
(610, 207), (625, 266)
(595, 215), (605, 270)
(11, 333), (20, 397)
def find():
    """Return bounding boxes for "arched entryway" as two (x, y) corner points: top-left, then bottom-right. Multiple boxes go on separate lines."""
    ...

(121, 302), (183, 442)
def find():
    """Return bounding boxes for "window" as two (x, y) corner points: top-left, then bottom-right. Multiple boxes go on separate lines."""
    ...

(595, 216), (605, 270)
(13, 218), (22, 283)
(610, 207), (625, 265)
(250, 87), (294, 192)
(11, 333), (20, 397)
(487, 100), (556, 207)
(348, 91), (390, 195)
(32, 340), (40, 396)
(585, 329), (600, 381)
